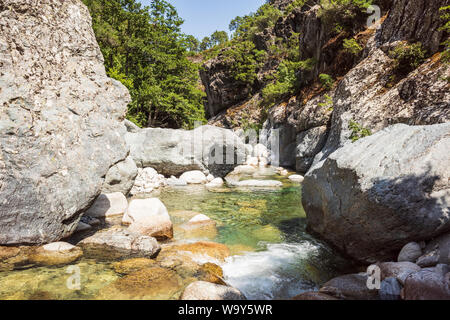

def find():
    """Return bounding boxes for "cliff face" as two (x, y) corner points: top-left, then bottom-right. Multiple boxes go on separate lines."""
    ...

(201, 0), (449, 173)
(0, 0), (130, 245)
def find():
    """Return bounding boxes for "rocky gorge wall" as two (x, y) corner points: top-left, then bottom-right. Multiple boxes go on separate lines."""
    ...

(0, 0), (130, 245)
(199, 0), (450, 263)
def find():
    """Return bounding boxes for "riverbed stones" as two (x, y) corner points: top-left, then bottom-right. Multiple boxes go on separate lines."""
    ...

(177, 215), (218, 241)
(29, 242), (83, 267)
(235, 180), (283, 188)
(98, 267), (183, 300)
(403, 266), (450, 300)
(181, 281), (247, 300)
(304, 123), (450, 263)
(398, 242), (423, 263)
(206, 178), (224, 188)
(419, 232), (450, 266)
(319, 274), (379, 300)
(112, 258), (156, 275)
(78, 227), (161, 260)
(123, 198), (173, 240)
(378, 262), (421, 285)
(85, 193), (128, 219)
(180, 171), (208, 184)
(163, 242), (231, 262)
(0, 0), (130, 245)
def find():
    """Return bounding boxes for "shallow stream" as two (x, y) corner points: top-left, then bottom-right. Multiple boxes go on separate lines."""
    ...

(0, 170), (353, 300)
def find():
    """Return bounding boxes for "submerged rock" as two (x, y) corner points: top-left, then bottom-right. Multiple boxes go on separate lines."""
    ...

(29, 242), (83, 267)
(378, 262), (421, 285)
(0, 0), (130, 245)
(130, 167), (167, 195)
(123, 198), (173, 240)
(78, 227), (160, 260)
(304, 123), (450, 263)
(98, 267), (183, 300)
(112, 258), (156, 275)
(163, 242), (231, 262)
(181, 281), (246, 300)
(177, 215), (218, 241)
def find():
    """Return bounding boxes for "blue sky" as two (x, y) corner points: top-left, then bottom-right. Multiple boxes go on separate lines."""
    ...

(139, 0), (264, 40)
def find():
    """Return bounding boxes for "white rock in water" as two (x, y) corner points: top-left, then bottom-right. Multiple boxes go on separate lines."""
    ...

(180, 171), (208, 184)
(189, 214), (212, 223)
(181, 281), (246, 300)
(123, 198), (173, 240)
(85, 193), (128, 218)
(232, 165), (257, 175)
(206, 178), (224, 188)
(236, 180), (282, 187)
(289, 175), (305, 183)
(245, 157), (259, 167)
(206, 174), (215, 182)
(42, 242), (77, 252)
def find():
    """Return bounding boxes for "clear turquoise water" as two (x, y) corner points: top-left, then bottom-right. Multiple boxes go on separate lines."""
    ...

(0, 173), (353, 300)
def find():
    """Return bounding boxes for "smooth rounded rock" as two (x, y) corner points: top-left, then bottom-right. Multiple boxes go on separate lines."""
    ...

(85, 193), (128, 219)
(180, 171), (208, 184)
(30, 242), (83, 267)
(181, 281), (246, 300)
(123, 198), (173, 240)
(206, 178), (224, 188)
(398, 242), (422, 263)
(288, 175), (305, 183)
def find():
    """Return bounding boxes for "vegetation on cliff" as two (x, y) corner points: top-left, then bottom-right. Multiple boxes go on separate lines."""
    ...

(82, 0), (206, 129)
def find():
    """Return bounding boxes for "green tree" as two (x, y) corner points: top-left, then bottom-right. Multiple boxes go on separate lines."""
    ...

(210, 30), (229, 46)
(82, 0), (206, 129)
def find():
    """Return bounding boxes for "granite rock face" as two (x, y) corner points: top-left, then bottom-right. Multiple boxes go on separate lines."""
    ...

(303, 124), (450, 263)
(0, 0), (130, 245)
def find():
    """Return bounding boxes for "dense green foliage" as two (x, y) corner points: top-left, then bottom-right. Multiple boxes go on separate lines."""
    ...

(348, 120), (372, 142)
(440, 6), (450, 62)
(82, 0), (206, 129)
(343, 38), (363, 55)
(389, 42), (427, 76)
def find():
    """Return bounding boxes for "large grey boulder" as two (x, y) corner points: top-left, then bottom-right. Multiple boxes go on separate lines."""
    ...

(126, 125), (246, 177)
(0, 0), (130, 245)
(303, 123), (450, 263)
